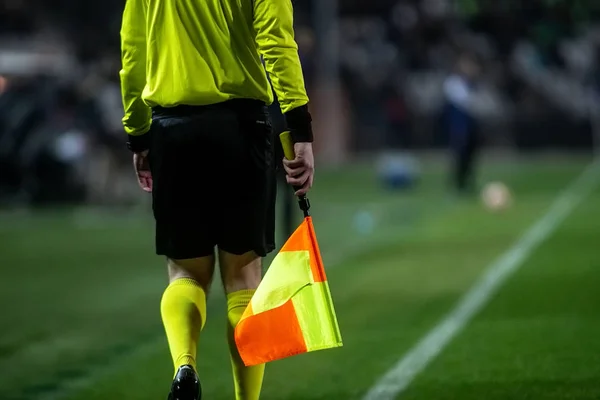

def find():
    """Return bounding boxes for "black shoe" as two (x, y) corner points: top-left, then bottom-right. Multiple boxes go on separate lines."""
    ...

(167, 365), (201, 400)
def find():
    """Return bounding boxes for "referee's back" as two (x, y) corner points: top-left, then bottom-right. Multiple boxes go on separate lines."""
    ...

(120, 0), (309, 136)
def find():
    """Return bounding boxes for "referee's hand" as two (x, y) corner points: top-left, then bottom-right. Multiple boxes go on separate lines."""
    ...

(283, 142), (314, 196)
(133, 150), (153, 193)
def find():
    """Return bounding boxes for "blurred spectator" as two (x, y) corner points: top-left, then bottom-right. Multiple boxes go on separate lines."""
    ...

(384, 84), (410, 149)
(0, 0), (39, 35)
(296, 26), (316, 86)
(443, 52), (482, 193)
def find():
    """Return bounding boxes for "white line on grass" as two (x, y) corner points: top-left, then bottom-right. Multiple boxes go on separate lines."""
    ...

(362, 161), (600, 400)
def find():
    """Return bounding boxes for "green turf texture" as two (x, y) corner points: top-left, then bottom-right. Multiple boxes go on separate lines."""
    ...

(0, 157), (598, 400)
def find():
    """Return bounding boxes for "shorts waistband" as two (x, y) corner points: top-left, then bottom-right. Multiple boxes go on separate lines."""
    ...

(152, 99), (266, 119)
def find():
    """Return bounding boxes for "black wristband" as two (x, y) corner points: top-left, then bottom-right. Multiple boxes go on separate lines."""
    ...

(126, 133), (151, 153)
(284, 104), (314, 143)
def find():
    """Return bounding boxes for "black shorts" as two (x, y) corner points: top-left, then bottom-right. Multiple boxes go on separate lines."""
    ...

(148, 99), (277, 259)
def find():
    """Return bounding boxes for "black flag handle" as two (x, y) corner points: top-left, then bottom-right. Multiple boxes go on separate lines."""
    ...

(280, 131), (311, 218)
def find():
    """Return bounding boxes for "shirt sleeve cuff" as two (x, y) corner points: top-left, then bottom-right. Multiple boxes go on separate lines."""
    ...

(284, 104), (314, 143)
(126, 132), (151, 153)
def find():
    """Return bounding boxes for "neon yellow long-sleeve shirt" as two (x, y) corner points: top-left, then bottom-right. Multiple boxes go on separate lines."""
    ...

(119, 0), (309, 136)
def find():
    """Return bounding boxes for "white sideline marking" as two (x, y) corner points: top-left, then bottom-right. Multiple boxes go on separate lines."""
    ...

(363, 162), (600, 400)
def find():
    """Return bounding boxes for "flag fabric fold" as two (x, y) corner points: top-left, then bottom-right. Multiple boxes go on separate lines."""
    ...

(234, 216), (343, 366)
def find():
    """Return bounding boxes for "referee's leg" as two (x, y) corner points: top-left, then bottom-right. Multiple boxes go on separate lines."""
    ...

(149, 112), (219, 400)
(162, 256), (214, 371)
(220, 250), (264, 400)
(217, 102), (276, 400)
(160, 257), (214, 399)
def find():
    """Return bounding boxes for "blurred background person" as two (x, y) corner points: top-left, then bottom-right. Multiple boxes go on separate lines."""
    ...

(443, 52), (483, 195)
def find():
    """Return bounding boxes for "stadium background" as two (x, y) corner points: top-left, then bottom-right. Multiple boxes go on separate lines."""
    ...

(1, 1), (600, 399)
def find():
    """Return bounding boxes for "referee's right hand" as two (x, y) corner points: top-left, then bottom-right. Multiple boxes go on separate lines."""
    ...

(133, 150), (153, 193)
(283, 142), (315, 196)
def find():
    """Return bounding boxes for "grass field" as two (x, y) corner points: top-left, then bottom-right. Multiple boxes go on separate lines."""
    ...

(1, 155), (599, 400)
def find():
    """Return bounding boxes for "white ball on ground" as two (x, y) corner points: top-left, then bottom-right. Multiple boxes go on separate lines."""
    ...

(481, 181), (512, 211)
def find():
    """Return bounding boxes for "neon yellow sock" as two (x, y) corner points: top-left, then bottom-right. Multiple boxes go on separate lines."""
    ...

(227, 290), (265, 400)
(160, 278), (207, 375)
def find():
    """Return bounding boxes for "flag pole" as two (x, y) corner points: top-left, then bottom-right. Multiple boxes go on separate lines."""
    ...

(297, 195), (311, 218)
(280, 131), (311, 218)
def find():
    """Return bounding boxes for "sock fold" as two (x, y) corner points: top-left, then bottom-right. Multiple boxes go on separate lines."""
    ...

(227, 289), (256, 312)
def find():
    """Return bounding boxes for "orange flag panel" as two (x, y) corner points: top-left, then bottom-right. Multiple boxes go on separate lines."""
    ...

(235, 299), (308, 366)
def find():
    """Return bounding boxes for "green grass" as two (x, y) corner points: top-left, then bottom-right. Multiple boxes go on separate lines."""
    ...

(0, 156), (598, 400)
(400, 175), (600, 400)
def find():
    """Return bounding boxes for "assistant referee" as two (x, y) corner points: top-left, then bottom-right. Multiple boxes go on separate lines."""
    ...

(119, 0), (315, 398)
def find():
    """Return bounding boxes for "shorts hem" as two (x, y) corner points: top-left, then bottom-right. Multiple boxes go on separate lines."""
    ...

(156, 247), (215, 260)
(217, 243), (276, 258)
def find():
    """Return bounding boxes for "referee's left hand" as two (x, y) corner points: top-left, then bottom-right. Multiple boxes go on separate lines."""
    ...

(283, 142), (314, 196)
(133, 150), (153, 193)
